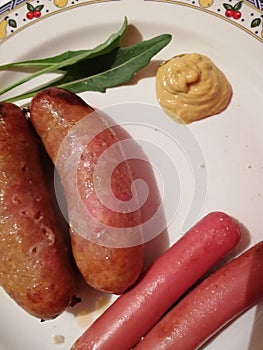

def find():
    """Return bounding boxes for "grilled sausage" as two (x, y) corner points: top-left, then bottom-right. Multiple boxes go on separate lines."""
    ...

(0, 102), (76, 319)
(29, 87), (144, 294)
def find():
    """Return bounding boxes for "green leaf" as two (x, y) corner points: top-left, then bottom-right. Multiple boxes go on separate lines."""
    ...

(223, 3), (233, 10)
(8, 19), (17, 28)
(26, 2), (35, 12)
(0, 17), (127, 71)
(4, 34), (172, 102)
(0, 17), (127, 96)
(251, 18), (261, 28)
(0, 50), (91, 70)
(35, 5), (44, 11)
(49, 48), (120, 86)
(233, 1), (242, 10)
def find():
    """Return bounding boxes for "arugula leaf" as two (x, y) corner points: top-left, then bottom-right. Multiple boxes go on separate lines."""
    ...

(0, 17), (127, 96)
(4, 34), (171, 102)
(49, 33), (172, 90)
(59, 34), (172, 93)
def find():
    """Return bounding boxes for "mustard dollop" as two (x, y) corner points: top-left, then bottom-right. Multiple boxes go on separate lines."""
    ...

(156, 53), (232, 123)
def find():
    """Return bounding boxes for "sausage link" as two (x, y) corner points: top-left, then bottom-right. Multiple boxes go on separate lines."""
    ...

(29, 87), (144, 294)
(135, 241), (263, 350)
(0, 102), (76, 319)
(70, 211), (241, 350)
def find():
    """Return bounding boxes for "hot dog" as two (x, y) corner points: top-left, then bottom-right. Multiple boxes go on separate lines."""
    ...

(70, 211), (241, 350)
(135, 240), (263, 350)
(0, 102), (76, 319)
(29, 87), (144, 294)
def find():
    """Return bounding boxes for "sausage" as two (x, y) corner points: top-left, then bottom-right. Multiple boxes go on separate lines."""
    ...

(135, 240), (263, 350)
(29, 87), (144, 294)
(0, 102), (76, 319)
(70, 211), (241, 350)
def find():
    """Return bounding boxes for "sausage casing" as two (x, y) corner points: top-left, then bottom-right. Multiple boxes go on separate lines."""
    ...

(135, 241), (263, 350)
(0, 102), (76, 319)
(70, 212), (241, 350)
(30, 87), (144, 294)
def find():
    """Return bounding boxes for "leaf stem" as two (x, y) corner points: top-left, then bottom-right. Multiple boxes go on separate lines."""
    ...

(0, 17), (127, 96)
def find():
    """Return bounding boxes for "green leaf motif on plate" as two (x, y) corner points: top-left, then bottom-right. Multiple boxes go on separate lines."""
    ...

(233, 1), (242, 10)
(26, 2), (35, 12)
(223, 3), (233, 10)
(35, 5), (44, 12)
(251, 18), (261, 28)
(7, 19), (17, 28)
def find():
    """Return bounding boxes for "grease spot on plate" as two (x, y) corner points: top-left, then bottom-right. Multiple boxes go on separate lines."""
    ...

(53, 334), (65, 345)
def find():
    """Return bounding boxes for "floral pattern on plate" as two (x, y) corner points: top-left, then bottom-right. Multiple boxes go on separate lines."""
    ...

(0, 0), (262, 42)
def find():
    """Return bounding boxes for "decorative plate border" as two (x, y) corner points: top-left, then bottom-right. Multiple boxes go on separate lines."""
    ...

(0, 0), (120, 42)
(0, 0), (262, 43)
(145, 0), (263, 42)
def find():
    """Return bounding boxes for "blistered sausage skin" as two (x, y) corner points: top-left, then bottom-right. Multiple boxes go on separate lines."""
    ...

(29, 87), (144, 294)
(0, 102), (77, 319)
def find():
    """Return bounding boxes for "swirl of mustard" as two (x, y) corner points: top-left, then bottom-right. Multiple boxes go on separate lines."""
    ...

(156, 53), (232, 123)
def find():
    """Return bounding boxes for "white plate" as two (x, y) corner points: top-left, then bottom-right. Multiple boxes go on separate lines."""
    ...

(0, 1), (263, 349)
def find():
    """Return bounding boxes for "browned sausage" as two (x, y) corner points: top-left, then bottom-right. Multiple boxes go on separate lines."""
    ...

(29, 87), (144, 294)
(0, 102), (77, 319)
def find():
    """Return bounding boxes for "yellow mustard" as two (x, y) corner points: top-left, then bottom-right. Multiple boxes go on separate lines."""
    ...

(156, 53), (232, 123)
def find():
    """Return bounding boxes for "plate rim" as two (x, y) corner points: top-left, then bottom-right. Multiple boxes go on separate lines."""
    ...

(0, 0), (262, 44)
